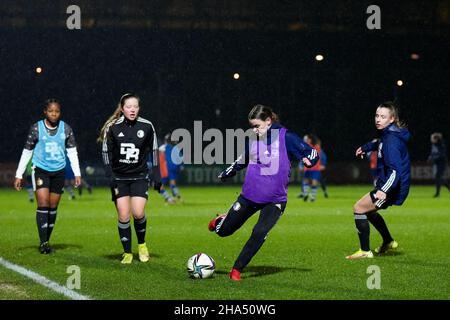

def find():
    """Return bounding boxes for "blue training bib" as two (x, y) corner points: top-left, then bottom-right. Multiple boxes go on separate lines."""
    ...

(32, 120), (66, 171)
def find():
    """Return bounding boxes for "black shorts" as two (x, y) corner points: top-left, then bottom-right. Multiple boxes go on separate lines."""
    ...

(110, 179), (149, 201)
(32, 167), (65, 194)
(369, 189), (395, 210)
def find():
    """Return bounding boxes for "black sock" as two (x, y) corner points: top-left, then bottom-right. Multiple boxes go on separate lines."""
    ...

(354, 213), (370, 251)
(36, 207), (49, 244)
(118, 220), (132, 253)
(47, 207), (57, 242)
(134, 216), (147, 244)
(367, 212), (393, 244)
(435, 181), (441, 196)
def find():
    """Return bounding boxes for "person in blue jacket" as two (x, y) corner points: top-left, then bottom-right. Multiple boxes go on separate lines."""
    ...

(428, 132), (450, 198)
(346, 102), (410, 259)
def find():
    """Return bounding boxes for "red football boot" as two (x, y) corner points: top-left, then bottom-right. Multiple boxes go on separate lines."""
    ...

(229, 268), (241, 281)
(208, 213), (226, 232)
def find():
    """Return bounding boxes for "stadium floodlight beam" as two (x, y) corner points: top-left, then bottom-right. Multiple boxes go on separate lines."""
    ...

(315, 54), (324, 62)
(35, 67), (43, 74)
(397, 80), (404, 87)
(410, 53), (420, 60)
(233, 73), (240, 80)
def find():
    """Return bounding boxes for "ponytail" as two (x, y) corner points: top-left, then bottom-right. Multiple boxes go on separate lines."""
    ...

(271, 111), (279, 123)
(97, 104), (122, 143)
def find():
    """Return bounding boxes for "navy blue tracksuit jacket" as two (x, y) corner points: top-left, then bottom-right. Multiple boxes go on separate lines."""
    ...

(361, 124), (411, 205)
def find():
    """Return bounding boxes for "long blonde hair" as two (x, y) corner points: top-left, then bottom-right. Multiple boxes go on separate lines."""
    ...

(378, 101), (407, 128)
(97, 93), (140, 142)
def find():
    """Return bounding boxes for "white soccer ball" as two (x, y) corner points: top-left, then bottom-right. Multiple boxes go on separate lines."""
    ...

(85, 166), (95, 175)
(187, 253), (215, 279)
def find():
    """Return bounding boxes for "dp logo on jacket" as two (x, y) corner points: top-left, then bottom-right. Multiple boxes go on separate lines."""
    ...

(120, 143), (140, 163)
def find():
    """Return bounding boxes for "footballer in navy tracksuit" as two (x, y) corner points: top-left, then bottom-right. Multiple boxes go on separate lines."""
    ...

(347, 102), (411, 259)
(363, 123), (411, 209)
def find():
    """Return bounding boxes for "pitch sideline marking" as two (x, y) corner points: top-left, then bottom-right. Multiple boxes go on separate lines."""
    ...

(0, 257), (92, 300)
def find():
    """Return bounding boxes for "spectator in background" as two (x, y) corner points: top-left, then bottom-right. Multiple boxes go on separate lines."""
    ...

(301, 134), (322, 202)
(158, 133), (184, 204)
(428, 132), (450, 198)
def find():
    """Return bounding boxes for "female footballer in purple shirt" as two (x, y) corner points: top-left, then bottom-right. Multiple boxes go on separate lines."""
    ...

(208, 105), (319, 281)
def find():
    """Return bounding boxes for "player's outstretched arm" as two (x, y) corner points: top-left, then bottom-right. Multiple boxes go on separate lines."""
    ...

(218, 153), (248, 181)
(218, 139), (250, 181)
(286, 131), (319, 168)
(358, 139), (379, 159)
(218, 163), (238, 181)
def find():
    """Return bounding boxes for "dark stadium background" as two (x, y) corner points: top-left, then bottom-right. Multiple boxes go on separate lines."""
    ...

(0, 0), (449, 184)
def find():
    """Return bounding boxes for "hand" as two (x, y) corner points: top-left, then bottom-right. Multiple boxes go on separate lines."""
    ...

(109, 179), (118, 189)
(153, 181), (162, 192)
(218, 169), (236, 182)
(355, 147), (365, 159)
(218, 171), (226, 182)
(374, 190), (386, 200)
(74, 176), (81, 188)
(14, 178), (23, 191)
(302, 157), (312, 167)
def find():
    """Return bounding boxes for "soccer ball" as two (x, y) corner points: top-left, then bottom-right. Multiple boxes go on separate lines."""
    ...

(187, 253), (215, 279)
(85, 166), (95, 175)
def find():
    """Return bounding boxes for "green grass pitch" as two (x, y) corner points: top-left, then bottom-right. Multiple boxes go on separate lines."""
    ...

(0, 185), (449, 300)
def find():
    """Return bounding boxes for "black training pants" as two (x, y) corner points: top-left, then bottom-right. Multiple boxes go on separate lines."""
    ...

(216, 195), (286, 272)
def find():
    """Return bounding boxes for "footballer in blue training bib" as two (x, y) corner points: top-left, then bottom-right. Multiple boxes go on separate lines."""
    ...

(32, 120), (66, 172)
